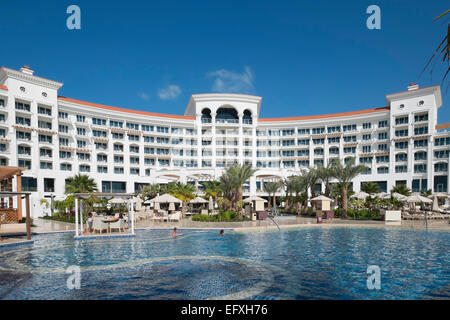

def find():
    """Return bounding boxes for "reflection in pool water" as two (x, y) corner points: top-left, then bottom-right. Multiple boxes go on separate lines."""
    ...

(0, 227), (449, 299)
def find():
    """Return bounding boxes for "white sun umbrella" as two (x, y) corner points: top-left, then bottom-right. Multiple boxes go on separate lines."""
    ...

(149, 193), (182, 204)
(391, 192), (407, 201)
(169, 202), (175, 211)
(189, 196), (208, 204)
(432, 195), (439, 212)
(109, 197), (128, 204)
(350, 191), (369, 200)
(154, 202), (160, 211)
(243, 196), (268, 202)
(375, 192), (390, 199)
(405, 194), (432, 204)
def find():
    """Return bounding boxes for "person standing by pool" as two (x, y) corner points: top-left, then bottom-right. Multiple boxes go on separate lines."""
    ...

(86, 212), (93, 234)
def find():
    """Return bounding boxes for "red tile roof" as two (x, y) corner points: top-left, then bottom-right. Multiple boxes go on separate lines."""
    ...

(58, 96), (195, 120)
(259, 107), (390, 122)
(0, 84), (7, 91)
(436, 123), (450, 130)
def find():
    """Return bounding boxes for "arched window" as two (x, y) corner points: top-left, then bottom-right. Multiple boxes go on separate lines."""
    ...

(201, 108), (212, 123)
(216, 106), (238, 123)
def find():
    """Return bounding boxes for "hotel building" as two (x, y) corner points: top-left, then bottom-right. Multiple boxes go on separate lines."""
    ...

(0, 65), (449, 217)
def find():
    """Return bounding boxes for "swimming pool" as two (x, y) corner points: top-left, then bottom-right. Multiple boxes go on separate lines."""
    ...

(0, 227), (449, 299)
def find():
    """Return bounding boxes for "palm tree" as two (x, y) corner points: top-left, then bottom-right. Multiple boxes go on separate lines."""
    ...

(170, 182), (195, 218)
(301, 168), (319, 206)
(219, 164), (256, 214)
(391, 184), (411, 196)
(219, 172), (236, 210)
(140, 183), (160, 200)
(283, 177), (297, 210)
(65, 174), (98, 194)
(264, 181), (281, 209)
(331, 159), (367, 213)
(203, 181), (223, 204)
(361, 182), (379, 195)
(316, 162), (335, 197)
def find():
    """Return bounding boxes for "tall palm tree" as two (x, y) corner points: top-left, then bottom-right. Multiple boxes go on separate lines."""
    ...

(331, 159), (367, 213)
(65, 174), (98, 194)
(140, 183), (160, 200)
(316, 162), (335, 197)
(203, 181), (223, 204)
(170, 182), (195, 218)
(301, 168), (319, 206)
(219, 172), (236, 209)
(283, 176), (297, 210)
(264, 181), (281, 209)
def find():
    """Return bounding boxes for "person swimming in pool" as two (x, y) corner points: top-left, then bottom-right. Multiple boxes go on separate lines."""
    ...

(219, 229), (224, 236)
(172, 227), (178, 238)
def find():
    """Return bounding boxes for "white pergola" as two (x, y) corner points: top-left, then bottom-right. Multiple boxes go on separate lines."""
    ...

(70, 193), (135, 237)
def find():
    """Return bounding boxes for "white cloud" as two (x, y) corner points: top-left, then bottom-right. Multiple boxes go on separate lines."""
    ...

(138, 92), (150, 101)
(158, 85), (181, 100)
(207, 66), (254, 93)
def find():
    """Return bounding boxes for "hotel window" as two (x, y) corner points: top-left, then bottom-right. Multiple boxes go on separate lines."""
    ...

(18, 145), (31, 155)
(378, 144), (388, 151)
(130, 145), (139, 153)
(282, 129), (295, 136)
(328, 137), (340, 144)
(362, 146), (371, 153)
(0, 99), (4, 107)
(314, 148), (324, 156)
(414, 113), (428, 122)
(0, 114), (5, 122)
(0, 143), (6, 152)
(171, 127), (183, 134)
(44, 178), (55, 193)
(130, 157), (139, 164)
(156, 126), (169, 133)
(97, 166), (108, 174)
(60, 163), (72, 171)
(175, 160), (186, 167)
(395, 116), (408, 125)
(112, 132), (124, 139)
(395, 141), (408, 150)
(414, 151), (427, 160)
(378, 120), (388, 128)
(268, 130), (280, 136)
(395, 129), (408, 137)
(128, 134), (140, 142)
(40, 162), (53, 170)
(362, 134), (371, 140)
(343, 124), (357, 132)
(344, 147), (356, 154)
(414, 164), (427, 173)
(77, 152), (91, 161)
(377, 167), (389, 174)
(18, 159), (31, 170)
(282, 139), (295, 146)
(395, 153), (407, 162)
(0, 158), (8, 166)
(16, 131), (31, 140)
(376, 155), (389, 163)
(77, 140), (87, 148)
(312, 127), (325, 134)
(0, 128), (6, 138)
(94, 142), (107, 150)
(435, 137), (450, 146)
(298, 139), (309, 145)
(144, 136), (154, 143)
(145, 169), (151, 176)
(157, 148), (169, 155)
(38, 106), (52, 116)
(59, 138), (69, 146)
(144, 147), (155, 154)
(145, 158), (155, 165)
(40, 148), (52, 158)
(360, 156), (372, 164)
(327, 126), (341, 133)
(298, 128), (310, 135)
(344, 135), (357, 142)
(283, 161), (295, 168)
(114, 167), (124, 174)
(114, 144), (124, 152)
(15, 101), (31, 112)
(329, 147), (339, 155)
(344, 157), (355, 165)
(97, 154), (107, 162)
(38, 120), (52, 130)
(298, 160), (309, 167)
(282, 150), (295, 157)
(77, 127), (87, 136)
(114, 156), (124, 163)
(314, 159), (324, 166)
(142, 125), (153, 132)
(92, 117), (106, 126)
(127, 122), (139, 130)
(434, 150), (450, 159)
(39, 134), (53, 143)
(79, 165), (90, 172)
(298, 150), (309, 156)
(16, 116), (31, 126)
(93, 130), (107, 137)
(157, 137), (169, 144)
(434, 162), (448, 172)
(76, 115), (86, 123)
(312, 138), (324, 145)
(414, 126), (428, 135)
(362, 168), (371, 175)
(110, 120), (123, 128)
(414, 139), (428, 148)
(58, 112), (68, 119)
(59, 125), (69, 133)
(362, 123), (372, 129)
(378, 132), (388, 140)
(60, 151), (72, 159)
(159, 159), (170, 166)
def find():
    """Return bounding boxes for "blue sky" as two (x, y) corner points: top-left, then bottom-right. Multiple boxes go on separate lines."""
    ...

(0, 0), (449, 121)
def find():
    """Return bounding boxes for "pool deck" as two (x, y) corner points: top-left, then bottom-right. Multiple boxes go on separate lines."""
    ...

(24, 216), (450, 235)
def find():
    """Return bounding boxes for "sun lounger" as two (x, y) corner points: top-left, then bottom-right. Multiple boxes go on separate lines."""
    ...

(168, 211), (181, 222)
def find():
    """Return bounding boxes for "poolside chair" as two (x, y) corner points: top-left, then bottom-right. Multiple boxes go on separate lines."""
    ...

(93, 218), (108, 234)
(168, 211), (181, 222)
(110, 219), (125, 233)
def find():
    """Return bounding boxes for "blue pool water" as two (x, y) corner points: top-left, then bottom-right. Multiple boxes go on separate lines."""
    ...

(0, 227), (449, 300)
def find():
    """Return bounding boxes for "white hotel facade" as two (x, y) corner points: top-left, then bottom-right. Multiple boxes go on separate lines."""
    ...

(0, 65), (449, 217)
